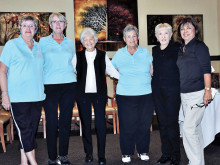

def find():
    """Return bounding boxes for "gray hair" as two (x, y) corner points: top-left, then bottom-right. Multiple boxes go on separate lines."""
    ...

(80, 28), (98, 47)
(123, 24), (139, 39)
(49, 12), (67, 24)
(155, 23), (172, 35)
(18, 15), (38, 32)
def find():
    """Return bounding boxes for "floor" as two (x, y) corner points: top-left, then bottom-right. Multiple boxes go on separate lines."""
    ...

(0, 129), (220, 165)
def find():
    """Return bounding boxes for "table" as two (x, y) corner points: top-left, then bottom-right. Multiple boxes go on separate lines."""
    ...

(179, 89), (220, 148)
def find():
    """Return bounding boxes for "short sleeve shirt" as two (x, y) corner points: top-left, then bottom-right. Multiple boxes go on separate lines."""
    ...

(0, 35), (46, 102)
(39, 34), (77, 84)
(111, 46), (153, 96)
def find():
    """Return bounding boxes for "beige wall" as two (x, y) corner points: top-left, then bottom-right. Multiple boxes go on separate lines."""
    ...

(0, 0), (219, 71)
(214, 0), (220, 72)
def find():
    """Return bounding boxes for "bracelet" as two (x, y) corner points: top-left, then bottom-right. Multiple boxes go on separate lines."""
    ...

(2, 91), (8, 96)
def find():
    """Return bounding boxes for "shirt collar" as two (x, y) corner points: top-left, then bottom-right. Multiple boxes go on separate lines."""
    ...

(19, 34), (37, 46)
(183, 37), (197, 48)
(50, 33), (66, 41)
(124, 45), (143, 55)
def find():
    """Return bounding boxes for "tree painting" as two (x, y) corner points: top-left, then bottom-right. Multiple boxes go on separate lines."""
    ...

(74, 0), (138, 51)
(80, 5), (107, 34)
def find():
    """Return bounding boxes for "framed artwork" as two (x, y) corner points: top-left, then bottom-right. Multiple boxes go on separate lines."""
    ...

(147, 15), (203, 45)
(0, 12), (65, 46)
(74, 0), (138, 52)
(211, 73), (220, 89)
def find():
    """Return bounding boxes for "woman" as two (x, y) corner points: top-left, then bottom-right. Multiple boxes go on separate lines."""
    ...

(177, 17), (212, 165)
(73, 28), (119, 165)
(39, 13), (77, 165)
(111, 25), (154, 163)
(0, 15), (45, 165)
(152, 23), (181, 165)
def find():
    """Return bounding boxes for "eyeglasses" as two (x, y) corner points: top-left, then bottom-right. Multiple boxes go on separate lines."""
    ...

(191, 103), (205, 110)
(51, 20), (65, 24)
(191, 99), (213, 110)
(22, 24), (35, 29)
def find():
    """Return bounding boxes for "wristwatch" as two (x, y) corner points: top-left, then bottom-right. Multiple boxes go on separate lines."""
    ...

(205, 87), (211, 91)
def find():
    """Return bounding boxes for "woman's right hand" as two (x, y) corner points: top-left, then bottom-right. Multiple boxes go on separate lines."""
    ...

(2, 92), (11, 110)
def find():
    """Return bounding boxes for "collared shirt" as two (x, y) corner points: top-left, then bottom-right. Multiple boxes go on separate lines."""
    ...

(111, 46), (153, 96)
(39, 34), (77, 84)
(72, 49), (119, 93)
(177, 37), (211, 93)
(0, 35), (46, 102)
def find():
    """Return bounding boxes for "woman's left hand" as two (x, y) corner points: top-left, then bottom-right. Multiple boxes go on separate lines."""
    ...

(203, 90), (212, 106)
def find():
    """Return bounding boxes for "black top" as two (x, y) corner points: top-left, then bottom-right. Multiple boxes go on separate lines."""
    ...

(176, 37), (211, 93)
(152, 42), (180, 88)
(76, 48), (107, 99)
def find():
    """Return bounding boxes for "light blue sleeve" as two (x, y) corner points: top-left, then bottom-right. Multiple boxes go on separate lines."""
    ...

(146, 48), (153, 63)
(111, 51), (120, 69)
(0, 41), (14, 67)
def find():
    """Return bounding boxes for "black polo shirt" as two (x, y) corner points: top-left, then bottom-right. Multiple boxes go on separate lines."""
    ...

(176, 37), (211, 93)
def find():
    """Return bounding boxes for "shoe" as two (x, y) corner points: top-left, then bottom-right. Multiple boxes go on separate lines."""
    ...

(56, 156), (72, 165)
(157, 155), (171, 164)
(137, 153), (149, 161)
(98, 158), (106, 165)
(48, 159), (57, 165)
(170, 158), (179, 165)
(122, 155), (131, 163)
(85, 154), (93, 163)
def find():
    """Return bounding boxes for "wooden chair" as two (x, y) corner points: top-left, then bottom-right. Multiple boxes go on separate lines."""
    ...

(40, 108), (46, 139)
(0, 113), (13, 152)
(75, 76), (118, 135)
(41, 104), (82, 138)
(0, 110), (14, 141)
(72, 103), (82, 136)
(106, 77), (119, 134)
(106, 76), (117, 134)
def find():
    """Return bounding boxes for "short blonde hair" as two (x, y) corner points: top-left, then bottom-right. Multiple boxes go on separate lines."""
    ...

(155, 23), (172, 34)
(49, 12), (67, 24)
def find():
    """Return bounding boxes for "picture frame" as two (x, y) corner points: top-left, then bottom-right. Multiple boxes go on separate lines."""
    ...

(211, 73), (220, 89)
(147, 14), (203, 45)
(74, 0), (138, 52)
(0, 12), (65, 46)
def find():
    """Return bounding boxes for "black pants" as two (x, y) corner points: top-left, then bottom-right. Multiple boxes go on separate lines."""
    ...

(116, 94), (154, 155)
(11, 101), (42, 152)
(43, 82), (77, 160)
(77, 93), (106, 158)
(152, 86), (181, 160)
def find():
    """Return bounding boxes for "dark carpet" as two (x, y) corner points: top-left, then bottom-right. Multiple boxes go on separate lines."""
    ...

(0, 129), (220, 165)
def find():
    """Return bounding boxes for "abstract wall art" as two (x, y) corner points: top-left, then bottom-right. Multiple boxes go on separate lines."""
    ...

(147, 15), (203, 45)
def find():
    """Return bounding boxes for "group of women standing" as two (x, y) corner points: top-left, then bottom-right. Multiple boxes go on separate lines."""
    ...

(0, 12), (211, 165)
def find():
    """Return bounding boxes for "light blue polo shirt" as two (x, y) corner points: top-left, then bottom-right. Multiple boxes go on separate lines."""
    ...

(39, 34), (77, 84)
(111, 46), (153, 96)
(0, 35), (46, 102)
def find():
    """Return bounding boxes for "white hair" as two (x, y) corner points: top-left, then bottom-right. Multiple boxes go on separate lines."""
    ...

(80, 28), (98, 47)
